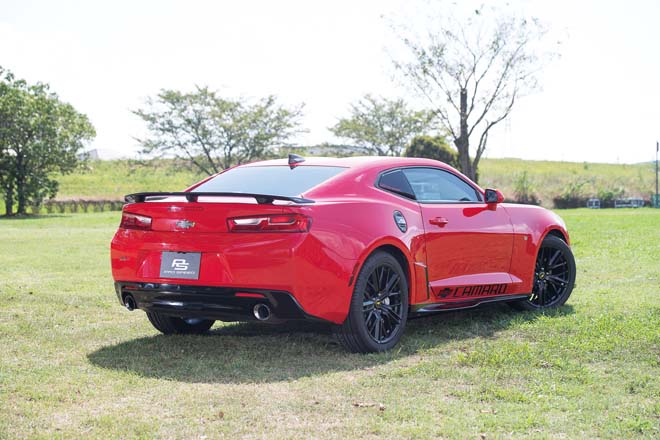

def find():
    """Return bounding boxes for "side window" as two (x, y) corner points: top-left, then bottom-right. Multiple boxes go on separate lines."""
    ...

(402, 168), (482, 202)
(378, 169), (415, 199)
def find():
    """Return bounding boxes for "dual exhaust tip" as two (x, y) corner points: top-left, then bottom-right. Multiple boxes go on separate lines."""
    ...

(253, 303), (271, 321)
(123, 294), (136, 311)
(124, 294), (272, 322)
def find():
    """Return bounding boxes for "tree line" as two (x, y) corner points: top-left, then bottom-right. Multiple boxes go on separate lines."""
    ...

(1, 6), (550, 216)
(0, 68), (95, 216)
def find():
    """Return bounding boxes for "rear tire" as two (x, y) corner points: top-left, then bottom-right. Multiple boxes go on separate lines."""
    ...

(334, 251), (409, 353)
(146, 312), (215, 335)
(510, 235), (576, 311)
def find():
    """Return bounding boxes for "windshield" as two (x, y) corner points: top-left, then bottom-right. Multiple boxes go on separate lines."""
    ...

(192, 165), (347, 196)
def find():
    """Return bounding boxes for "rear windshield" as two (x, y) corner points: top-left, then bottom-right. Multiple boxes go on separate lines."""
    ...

(192, 165), (347, 196)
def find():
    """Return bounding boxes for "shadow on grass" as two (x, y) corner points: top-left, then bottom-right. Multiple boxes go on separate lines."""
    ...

(87, 303), (574, 384)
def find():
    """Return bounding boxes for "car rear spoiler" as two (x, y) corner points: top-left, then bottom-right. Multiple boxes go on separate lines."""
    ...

(124, 192), (315, 205)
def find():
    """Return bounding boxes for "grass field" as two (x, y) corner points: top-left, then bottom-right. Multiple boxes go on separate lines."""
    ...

(48, 158), (656, 205)
(1, 209), (659, 439)
(55, 159), (204, 199)
(1, 157), (654, 216)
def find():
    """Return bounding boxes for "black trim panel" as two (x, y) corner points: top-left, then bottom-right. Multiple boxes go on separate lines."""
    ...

(124, 192), (315, 205)
(409, 293), (530, 317)
(115, 282), (325, 323)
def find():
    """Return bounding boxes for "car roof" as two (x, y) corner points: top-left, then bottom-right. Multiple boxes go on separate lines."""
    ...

(240, 156), (457, 173)
(230, 156), (483, 198)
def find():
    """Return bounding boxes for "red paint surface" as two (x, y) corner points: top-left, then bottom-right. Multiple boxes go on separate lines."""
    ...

(111, 157), (570, 324)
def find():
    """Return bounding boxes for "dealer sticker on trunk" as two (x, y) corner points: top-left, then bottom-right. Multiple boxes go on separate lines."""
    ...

(159, 252), (201, 279)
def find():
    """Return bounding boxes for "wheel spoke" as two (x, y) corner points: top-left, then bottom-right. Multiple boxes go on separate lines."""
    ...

(546, 274), (567, 284)
(374, 314), (381, 340)
(367, 272), (379, 296)
(538, 282), (545, 306)
(377, 266), (386, 290)
(382, 290), (401, 300)
(366, 282), (377, 297)
(381, 305), (401, 325)
(549, 261), (567, 270)
(540, 247), (547, 267)
(545, 278), (562, 290)
(546, 280), (560, 299)
(547, 250), (561, 268)
(384, 271), (400, 293)
(366, 311), (377, 333)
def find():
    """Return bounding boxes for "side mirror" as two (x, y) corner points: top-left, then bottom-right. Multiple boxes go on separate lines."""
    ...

(485, 188), (504, 204)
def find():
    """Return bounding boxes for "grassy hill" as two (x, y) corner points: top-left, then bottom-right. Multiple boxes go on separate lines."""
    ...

(478, 158), (656, 206)
(51, 157), (657, 207)
(54, 159), (205, 199)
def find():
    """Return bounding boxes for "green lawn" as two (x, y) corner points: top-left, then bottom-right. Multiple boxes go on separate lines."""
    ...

(0, 209), (658, 439)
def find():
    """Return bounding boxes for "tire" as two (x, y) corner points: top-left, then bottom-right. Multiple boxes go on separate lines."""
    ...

(510, 235), (576, 311)
(334, 251), (409, 353)
(146, 312), (215, 335)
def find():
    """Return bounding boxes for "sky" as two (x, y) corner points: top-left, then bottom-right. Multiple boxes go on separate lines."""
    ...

(1, 0), (659, 164)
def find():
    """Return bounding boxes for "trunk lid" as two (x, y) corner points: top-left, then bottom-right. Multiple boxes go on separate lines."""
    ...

(123, 196), (295, 233)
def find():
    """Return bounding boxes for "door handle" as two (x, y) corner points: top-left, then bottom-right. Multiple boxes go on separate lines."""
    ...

(429, 217), (449, 227)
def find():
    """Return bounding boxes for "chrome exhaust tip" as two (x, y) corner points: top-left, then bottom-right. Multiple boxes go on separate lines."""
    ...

(123, 294), (136, 311)
(253, 303), (271, 321)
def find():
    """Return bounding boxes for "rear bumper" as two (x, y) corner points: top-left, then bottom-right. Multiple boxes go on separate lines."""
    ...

(111, 228), (358, 324)
(115, 282), (325, 323)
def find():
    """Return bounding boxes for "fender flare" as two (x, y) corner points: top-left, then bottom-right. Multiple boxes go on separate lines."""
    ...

(350, 237), (417, 300)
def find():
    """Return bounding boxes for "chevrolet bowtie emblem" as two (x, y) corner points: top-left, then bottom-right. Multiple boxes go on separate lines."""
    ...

(176, 220), (195, 229)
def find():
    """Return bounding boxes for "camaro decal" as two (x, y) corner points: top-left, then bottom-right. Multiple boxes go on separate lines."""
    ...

(437, 283), (508, 299)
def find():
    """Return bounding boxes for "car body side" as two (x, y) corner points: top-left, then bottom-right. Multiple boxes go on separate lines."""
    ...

(110, 157), (569, 324)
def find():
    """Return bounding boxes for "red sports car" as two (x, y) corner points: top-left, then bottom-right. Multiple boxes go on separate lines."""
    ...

(111, 155), (576, 352)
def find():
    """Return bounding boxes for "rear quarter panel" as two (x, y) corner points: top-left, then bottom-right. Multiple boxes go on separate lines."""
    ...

(305, 168), (428, 311)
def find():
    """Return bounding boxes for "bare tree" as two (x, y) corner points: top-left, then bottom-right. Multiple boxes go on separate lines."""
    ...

(395, 6), (554, 181)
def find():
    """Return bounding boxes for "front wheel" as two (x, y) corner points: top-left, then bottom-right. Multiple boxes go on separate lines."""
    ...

(146, 312), (215, 335)
(510, 235), (576, 311)
(334, 251), (409, 353)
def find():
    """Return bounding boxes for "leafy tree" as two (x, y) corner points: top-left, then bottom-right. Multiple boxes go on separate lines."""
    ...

(395, 6), (553, 182)
(329, 94), (434, 156)
(404, 135), (458, 167)
(134, 87), (304, 174)
(0, 67), (95, 216)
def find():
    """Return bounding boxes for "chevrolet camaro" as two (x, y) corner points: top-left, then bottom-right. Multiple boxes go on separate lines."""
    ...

(111, 155), (576, 352)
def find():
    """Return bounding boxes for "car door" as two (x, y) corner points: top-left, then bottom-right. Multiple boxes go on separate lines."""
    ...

(401, 167), (514, 301)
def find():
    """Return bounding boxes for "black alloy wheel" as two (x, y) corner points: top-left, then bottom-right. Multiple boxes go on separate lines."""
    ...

(335, 251), (409, 353)
(510, 235), (576, 311)
(362, 264), (405, 344)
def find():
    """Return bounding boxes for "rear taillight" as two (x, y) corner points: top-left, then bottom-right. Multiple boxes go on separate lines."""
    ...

(120, 212), (152, 230)
(227, 214), (311, 233)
